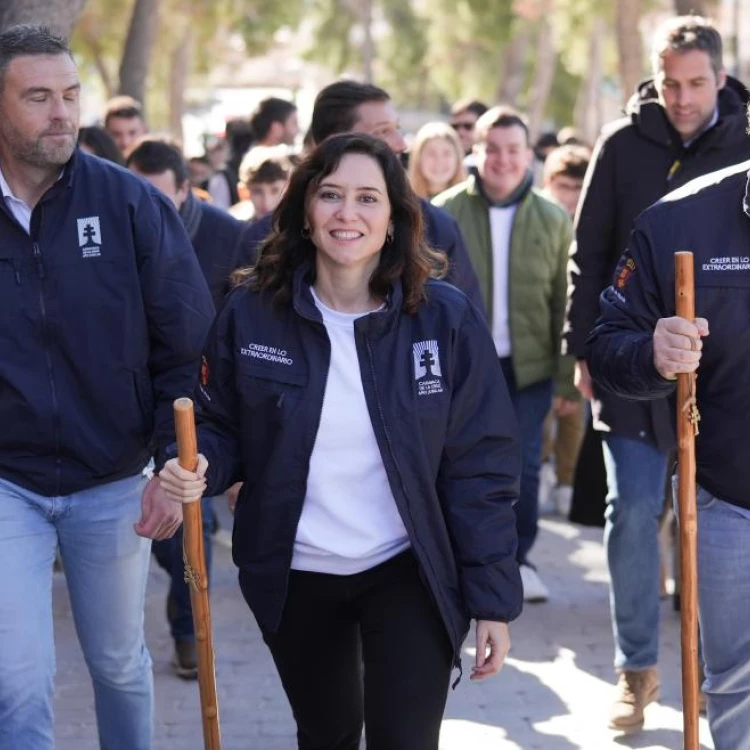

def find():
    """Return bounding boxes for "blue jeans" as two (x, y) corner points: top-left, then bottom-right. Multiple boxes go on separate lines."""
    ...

(0, 474), (153, 750)
(152, 497), (215, 640)
(499, 359), (553, 565)
(680, 486), (750, 750)
(602, 435), (668, 671)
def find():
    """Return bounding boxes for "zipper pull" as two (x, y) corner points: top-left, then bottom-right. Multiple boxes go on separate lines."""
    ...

(32, 242), (45, 279)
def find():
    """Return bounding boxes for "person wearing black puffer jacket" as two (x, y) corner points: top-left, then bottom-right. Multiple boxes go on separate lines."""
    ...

(563, 15), (750, 733)
(160, 133), (522, 750)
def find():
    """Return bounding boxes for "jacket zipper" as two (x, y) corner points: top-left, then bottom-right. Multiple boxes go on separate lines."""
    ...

(363, 337), (462, 676)
(274, 320), (332, 631)
(33, 240), (62, 495)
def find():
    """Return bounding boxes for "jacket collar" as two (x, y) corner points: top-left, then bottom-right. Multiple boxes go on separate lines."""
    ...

(291, 262), (403, 338)
(628, 75), (750, 150)
(465, 173), (534, 208)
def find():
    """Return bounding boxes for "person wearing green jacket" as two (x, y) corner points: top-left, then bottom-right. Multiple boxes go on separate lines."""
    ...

(433, 105), (577, 603)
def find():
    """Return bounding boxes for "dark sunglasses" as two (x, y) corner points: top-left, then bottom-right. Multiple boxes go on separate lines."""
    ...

(451, 122), (474, 131)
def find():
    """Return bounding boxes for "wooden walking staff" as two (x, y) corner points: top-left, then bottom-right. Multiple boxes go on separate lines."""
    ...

(674, 252), (700, 750)
(174, 397), (222, 750)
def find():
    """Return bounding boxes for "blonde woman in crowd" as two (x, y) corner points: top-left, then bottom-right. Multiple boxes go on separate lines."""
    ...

(408, 122), (466, 200)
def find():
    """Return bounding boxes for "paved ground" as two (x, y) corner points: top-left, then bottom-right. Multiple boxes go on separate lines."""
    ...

(53, 508), (714, 750)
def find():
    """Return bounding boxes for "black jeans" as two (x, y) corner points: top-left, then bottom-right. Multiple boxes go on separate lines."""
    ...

(243, 551), (454, 750)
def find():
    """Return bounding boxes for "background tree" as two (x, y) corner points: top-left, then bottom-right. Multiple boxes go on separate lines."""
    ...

(0, 0), (88, 37)
(615, 0), (643, 101)
(118, 0), (161, 103)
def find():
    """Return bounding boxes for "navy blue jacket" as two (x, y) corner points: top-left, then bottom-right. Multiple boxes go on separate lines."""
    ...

(193, 269), (522, 657)
(180, 191), (248, 313)
(566, 77), (750, 450)
(0, 150), (214, 497)
(236, 199), (486, 314)
(586, 162), (750, 509)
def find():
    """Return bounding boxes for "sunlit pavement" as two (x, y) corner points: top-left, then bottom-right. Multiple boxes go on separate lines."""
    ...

(53, 507), (713, 749)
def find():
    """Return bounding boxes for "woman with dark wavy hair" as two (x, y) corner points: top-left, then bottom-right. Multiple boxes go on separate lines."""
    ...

(159, 132), (523, 750)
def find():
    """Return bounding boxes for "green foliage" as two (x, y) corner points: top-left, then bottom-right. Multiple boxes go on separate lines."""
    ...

(235, 0), (306, 56)
(70, 0), (627, 134)
(303, 0), (359, 73)
(544, 60), (580, 128)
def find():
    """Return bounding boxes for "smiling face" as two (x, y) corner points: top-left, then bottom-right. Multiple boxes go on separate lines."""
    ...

(655, 48), (725, 142)
(474, 124), (534, 203)
(307, 152), (391, 279)
(0, 53), (80, 171)
(419, 137), (459, 195)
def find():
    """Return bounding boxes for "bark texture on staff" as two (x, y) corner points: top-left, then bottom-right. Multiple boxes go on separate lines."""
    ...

(674, 252), (700, 750)
(174, 397), (222, 750)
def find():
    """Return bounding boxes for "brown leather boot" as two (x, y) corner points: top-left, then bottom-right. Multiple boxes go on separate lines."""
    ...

(608, 667), (660, 733)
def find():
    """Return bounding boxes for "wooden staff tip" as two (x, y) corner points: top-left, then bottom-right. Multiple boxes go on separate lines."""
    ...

(174, 397), (194, 412)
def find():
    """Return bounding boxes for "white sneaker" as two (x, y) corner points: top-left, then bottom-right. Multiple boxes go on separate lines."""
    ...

(537, 461), (557, 515)
(520, 564), (549, 603)
(553, 484), (573, 518)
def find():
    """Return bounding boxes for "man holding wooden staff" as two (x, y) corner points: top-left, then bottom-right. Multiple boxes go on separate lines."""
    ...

(0, 24), (214, 750)
(586, 143), (750, 747)
(564, 15), (750, 732)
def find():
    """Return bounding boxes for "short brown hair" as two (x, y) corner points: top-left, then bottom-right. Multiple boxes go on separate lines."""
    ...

(543, 145), (591, 184)
(474, 105), (529, 145)
(104, 95), (145, 128)
(235, 133), (446, 314)
(450, 98), (488, 119)
(238, 145), (296, 186)
(651, 15), (723, 78)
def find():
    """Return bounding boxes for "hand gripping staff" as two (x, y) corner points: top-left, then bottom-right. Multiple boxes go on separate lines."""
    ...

(174, 398), (222, 750)
(674, 253), (700, 750)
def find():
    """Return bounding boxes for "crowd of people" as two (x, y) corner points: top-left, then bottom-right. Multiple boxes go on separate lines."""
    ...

(1, 11), (750, 750)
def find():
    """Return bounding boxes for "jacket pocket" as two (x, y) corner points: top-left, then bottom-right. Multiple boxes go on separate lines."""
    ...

(235, 363), (307, 425)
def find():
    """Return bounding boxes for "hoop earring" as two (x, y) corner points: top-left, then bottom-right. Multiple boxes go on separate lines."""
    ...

(386, 228), (394, 244)
(301, 226), (311, 239)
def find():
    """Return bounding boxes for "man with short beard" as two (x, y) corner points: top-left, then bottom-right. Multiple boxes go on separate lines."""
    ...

(0, 25), (214, 749)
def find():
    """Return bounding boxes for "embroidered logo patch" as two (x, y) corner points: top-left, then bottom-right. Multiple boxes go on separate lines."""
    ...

(77, 216), (102, 259)
(413, 340), (444, 396)
(615, 257), (636, 289)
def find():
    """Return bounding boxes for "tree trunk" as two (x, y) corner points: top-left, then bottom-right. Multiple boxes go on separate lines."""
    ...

(118, 0), (161, 106)
(615, 0), (643, 105)
(169, 26), (192, 145)
(361, 0), (374, 83)
(574, 16), (605, 146)
(0, 0), (88, 38)
(497, 27), (530, 105)
(527, 4), (556, 142)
